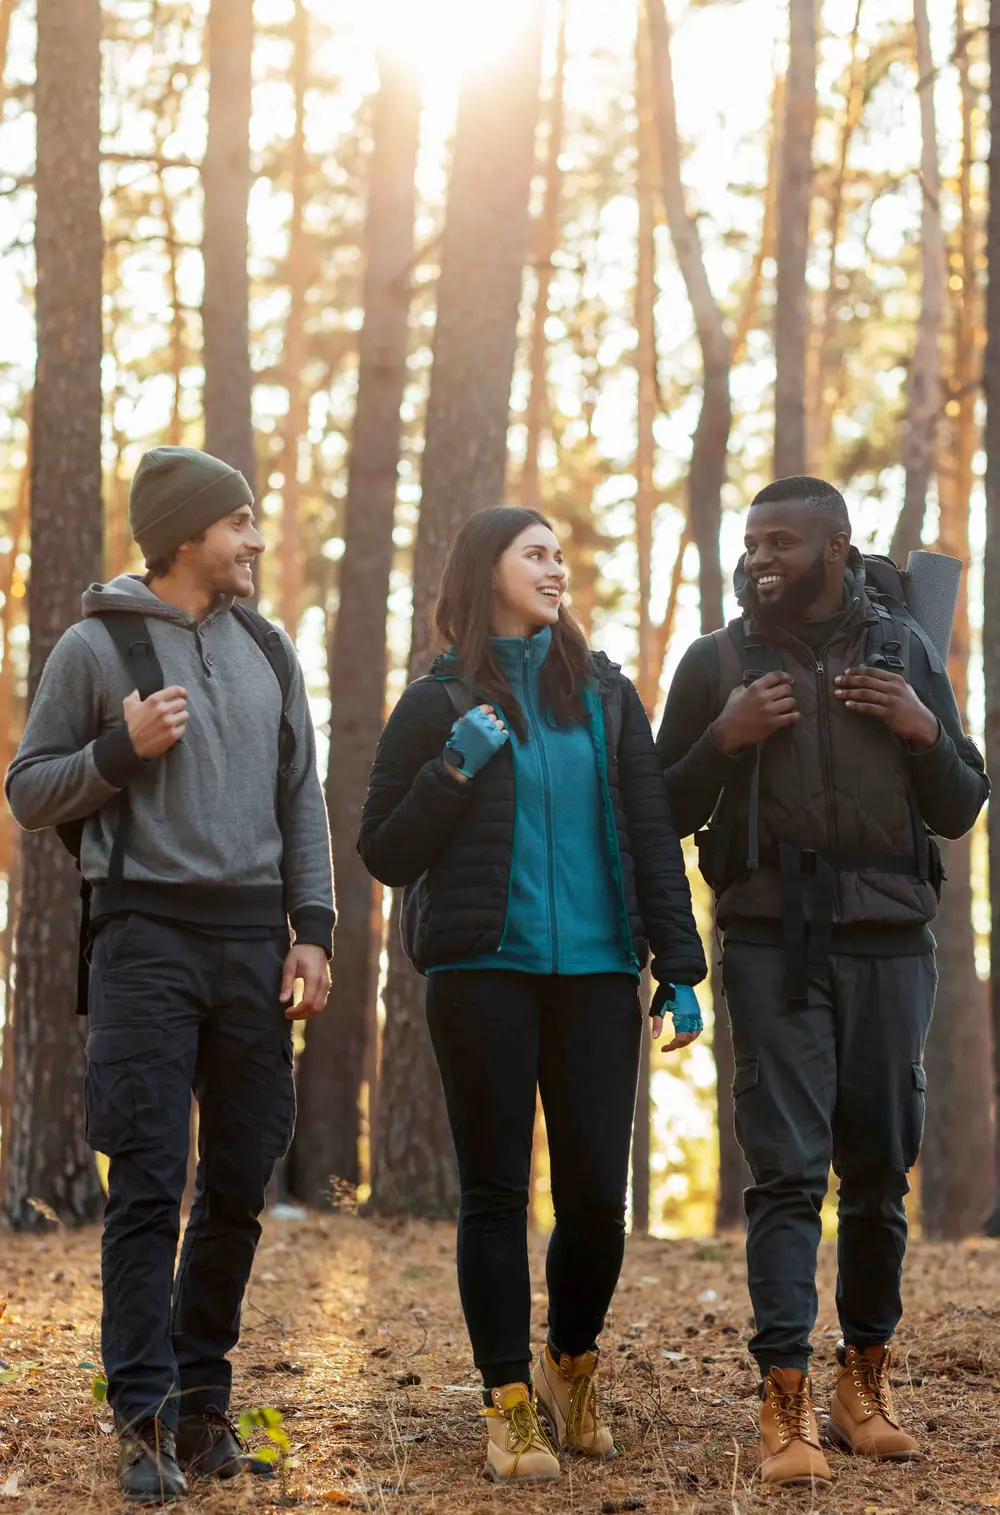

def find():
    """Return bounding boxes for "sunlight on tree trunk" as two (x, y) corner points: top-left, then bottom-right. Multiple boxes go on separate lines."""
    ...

(202, 0), (255, 492)
(890, 0), (945, 564)
(519, 0), (567, 512)
(277, 0), (309, 643)
(373, 8), (545, 1218)
(805, 0), (863, 473)
(289, 57), (421, 1208)
(648, 0), (746, 1230)
(921, 6), (992, 1237)
(3, 0), (104, 1229)
(773, 0), (816, 479)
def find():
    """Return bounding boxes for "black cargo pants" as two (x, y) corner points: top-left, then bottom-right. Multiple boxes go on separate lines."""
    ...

(722, 940), (936, 1377)
(84, 914), (295, 1431)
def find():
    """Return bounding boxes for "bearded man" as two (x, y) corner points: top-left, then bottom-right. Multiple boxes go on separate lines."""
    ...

(657, 476), (988, 1485)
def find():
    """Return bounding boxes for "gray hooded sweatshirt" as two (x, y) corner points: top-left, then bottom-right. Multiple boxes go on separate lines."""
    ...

(6, 575), (335, 951)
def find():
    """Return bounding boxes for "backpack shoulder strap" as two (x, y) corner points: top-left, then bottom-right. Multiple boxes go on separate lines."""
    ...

(231, 604), (297, 779)
(712, 620), (744, 707)
(99, 612), (164, 701)
(589, 651), (625, 748)
(231, 603), (292, 703)
(866, 598), (917, 681)
(439, 678), (473, 718)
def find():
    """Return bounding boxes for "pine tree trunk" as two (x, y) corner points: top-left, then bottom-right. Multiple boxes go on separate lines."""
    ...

(647, 0), (747, 1228)
(634, 9), (658, 719)
(983, 0), (1000, 1238)
(2, 0), (104, 1229)
(371, 12), (544, 1217)
(289, 58), (421, 1207)
(202, 0), (255, 490)
(277, 0), (308, 643)
(773, 0), (816, 479)
(519, 0), (567, 511)
(805, 0), (863, 473)
(920, 7), (993, 1236)
(890, 0), (945, 565)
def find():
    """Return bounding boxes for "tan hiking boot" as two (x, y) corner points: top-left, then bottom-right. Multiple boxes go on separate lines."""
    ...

(483, 1383), (561, 1485)
(828, 1344), (920, 1462)
(532, 1345), (616, 1459)
(759, 1368), (834, 1487)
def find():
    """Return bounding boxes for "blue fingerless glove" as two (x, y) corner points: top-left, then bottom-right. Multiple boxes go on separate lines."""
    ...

(650, 982), (703, 1035)
(443, 706), (509, 778)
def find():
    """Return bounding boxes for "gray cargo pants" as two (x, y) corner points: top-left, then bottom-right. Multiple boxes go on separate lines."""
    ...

(722, 940), (936, 1376)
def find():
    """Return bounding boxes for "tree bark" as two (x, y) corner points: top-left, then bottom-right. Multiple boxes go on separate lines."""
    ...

(277, 0), (308, 643)
(289, 57), (421, 1207)
(647, 0), (729, 644)
(890, 0), (946, 565)
(647, 0), (748, 1228)
(2, 0), (104, 1229)
(985, 0), (1000, 1238)
(634, 9), (658, 720)
(371, 10), (545, 1217)
(921, 4), (993, 1237)
(805, 0), (863, 473)
(519, 0), (567, 512)
(773, 0), (817, 479)
(202, 0), (255, 491)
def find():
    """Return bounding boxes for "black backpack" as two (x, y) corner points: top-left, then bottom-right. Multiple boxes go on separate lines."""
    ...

(59, 603), (295, 1014)
(398, 656), (626, 972)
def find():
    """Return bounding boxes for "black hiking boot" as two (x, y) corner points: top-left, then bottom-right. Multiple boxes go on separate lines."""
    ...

(117, 1418), (188, 1504)
(176, 1408), (275, 1480)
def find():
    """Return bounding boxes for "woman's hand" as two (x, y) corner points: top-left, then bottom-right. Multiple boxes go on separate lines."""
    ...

(443, 704), (509, 782)
(650, 982), (703, 1052)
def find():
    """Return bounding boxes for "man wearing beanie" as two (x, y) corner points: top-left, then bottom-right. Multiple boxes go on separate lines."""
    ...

(7, 446), (335, 1503)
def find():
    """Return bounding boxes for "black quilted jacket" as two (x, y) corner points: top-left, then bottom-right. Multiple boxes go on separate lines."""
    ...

(358, 655), (707, 987)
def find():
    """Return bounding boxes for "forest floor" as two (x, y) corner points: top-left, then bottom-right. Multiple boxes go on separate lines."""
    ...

(1, 1213), (1000, 1513)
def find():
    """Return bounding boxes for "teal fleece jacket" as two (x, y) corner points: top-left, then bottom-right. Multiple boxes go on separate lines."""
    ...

(431, 625), (638, 978)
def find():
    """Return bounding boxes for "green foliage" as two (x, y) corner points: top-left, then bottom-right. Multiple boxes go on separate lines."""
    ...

(237, 1406), (291, 1467)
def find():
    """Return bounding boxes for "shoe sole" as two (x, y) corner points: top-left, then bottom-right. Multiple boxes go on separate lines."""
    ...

(762, 1474), (835, 1488)
(825, 1417), (921, 1462)
(534, 1387), (617, 1461)
(121, 1492), (187, 1505)
(482, 1463), (561, 1485)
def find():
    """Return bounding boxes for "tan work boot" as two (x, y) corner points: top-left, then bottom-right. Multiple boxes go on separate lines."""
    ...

(532, 1345), (616, 1459)
(828, 1344), (920, 1461)
(483, 1383), (561, 1485)
(759, 1368), (834, 1487)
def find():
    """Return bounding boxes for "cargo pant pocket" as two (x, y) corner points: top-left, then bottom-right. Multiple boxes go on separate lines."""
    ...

(84, 1026), (163, 1155)
(732, 1056), (782, 1180)
(901, 1060), (927, 1170)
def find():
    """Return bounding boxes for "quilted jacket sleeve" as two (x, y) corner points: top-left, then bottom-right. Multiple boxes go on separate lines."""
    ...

(357, 679), (476, 888)
(616, 676), (707, 987)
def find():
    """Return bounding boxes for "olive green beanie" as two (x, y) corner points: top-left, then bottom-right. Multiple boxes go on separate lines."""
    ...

(129, 446), (254, 567)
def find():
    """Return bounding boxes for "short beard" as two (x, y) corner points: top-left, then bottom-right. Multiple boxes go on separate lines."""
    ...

(746, 549), (829, 624)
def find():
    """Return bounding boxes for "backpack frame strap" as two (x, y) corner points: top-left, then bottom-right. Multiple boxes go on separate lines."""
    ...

(99, 614), (166, 889)
(719, 618), (782, 873)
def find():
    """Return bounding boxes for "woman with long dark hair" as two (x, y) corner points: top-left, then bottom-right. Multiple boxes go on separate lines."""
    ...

(359, 507), (706, 1485)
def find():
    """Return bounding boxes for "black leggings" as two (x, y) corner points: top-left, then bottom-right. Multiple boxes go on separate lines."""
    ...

(426, 970), (642, 1391)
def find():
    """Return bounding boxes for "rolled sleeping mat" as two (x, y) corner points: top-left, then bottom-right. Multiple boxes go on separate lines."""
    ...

(904, 549), (962, 666)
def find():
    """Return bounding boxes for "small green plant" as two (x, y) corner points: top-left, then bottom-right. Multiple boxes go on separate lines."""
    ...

(237, 1406), (290, 1468)
(79, 1361), (108, 1402)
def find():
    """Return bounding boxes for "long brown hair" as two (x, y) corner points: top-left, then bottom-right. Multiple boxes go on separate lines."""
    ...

(434, 506), (592, 740)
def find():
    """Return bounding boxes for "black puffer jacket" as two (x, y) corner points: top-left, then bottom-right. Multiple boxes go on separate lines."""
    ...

(358, 653), (706, 986)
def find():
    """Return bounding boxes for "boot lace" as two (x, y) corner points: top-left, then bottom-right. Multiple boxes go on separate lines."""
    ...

(565, 1372), (598, 1450)
(852, 1351), (895, 1422)
(768, 1381), (816, 1447)
(505, 1398), (556, 1474)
